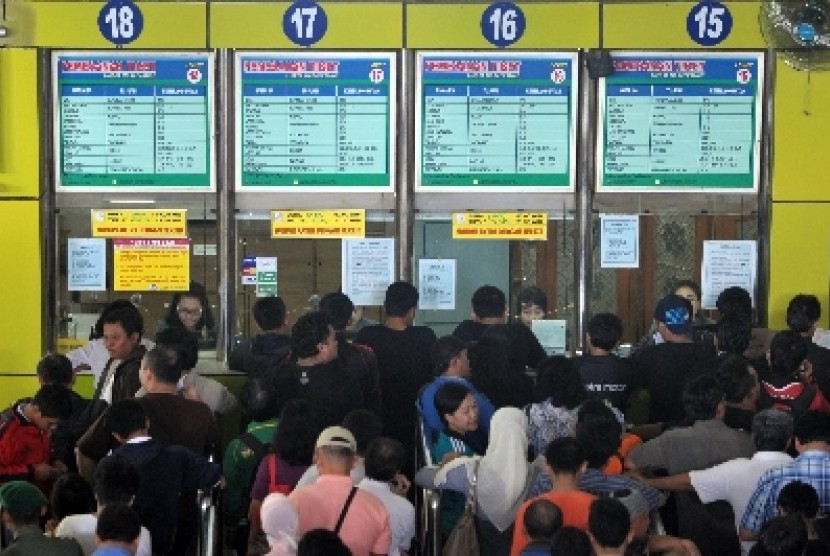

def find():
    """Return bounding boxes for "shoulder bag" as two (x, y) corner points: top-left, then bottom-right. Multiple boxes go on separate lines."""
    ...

(443, 459), (480, 556)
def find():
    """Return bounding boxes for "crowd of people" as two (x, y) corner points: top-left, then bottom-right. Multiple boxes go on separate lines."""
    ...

(1, 279), (829, 556)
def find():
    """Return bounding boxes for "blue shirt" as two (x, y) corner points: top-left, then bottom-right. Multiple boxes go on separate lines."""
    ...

(418, 376), (495, 442)
(92, 547), (133, 556)
(740, 450), (830, 534)
(579, 468), (662, 511)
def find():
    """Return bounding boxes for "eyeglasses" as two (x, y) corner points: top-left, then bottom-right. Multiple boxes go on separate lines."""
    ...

(177, 305), (203, 317)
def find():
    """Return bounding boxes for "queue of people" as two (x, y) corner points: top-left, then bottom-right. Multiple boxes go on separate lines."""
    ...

(1, 280), (830, 556)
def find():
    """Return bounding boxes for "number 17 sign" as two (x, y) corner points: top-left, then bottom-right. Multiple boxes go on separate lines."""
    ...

(284, 0), (328, 47)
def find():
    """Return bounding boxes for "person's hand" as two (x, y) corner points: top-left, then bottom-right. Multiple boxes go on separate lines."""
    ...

(180, 373), (201, 402)
(665, 538), (701, 556)
(440, 452), (462, 465)
(390, 472), (411, 496)
(52, 460), (69, 475)
(33, 463), (59, 481)
(45, 518), (58, 535)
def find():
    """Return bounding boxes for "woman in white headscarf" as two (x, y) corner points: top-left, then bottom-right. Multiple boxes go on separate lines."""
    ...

(260, 493), (298, 556)
(415, 407), (545, 555)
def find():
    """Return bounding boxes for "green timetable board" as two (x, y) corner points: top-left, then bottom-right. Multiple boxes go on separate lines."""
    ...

(598, 52), (764, 193)
(236, 52), (396, 192)
(54, 52), (215, 192)
(416, 52), (578, 192)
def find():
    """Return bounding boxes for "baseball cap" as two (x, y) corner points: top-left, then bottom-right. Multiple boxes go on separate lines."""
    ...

(0, 480), (47, 516)
(316, 426), (357, 451)
(431, 335), (468, 374)
(654, 294), (692, 335)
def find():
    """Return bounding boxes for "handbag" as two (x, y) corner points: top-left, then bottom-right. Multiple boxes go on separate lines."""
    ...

(443, 459), (481, 556)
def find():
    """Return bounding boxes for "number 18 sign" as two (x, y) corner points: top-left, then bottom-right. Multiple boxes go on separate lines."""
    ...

(98, 0), (143, 45)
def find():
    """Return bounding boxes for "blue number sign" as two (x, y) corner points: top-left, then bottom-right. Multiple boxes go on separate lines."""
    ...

(687, 1), (732, 46)
(98, 0), (143, 46)
(283, 0), (328, 47)
(481, 2), (525, 48)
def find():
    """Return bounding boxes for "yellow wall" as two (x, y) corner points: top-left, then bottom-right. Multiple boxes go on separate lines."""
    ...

(0, 48), (42, 395)
(1, 1), (828, 405)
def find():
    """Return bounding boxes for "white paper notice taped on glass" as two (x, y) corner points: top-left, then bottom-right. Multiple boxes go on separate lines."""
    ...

(418, 259), (456, 310)
(600, 214), (639, 268)
(68, 238), (106, 291)
(701, 240), (757, 310)
(342, 238), (395, 306)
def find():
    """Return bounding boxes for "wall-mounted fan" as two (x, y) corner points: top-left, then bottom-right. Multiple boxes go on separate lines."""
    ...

(761, 0), (830, 71)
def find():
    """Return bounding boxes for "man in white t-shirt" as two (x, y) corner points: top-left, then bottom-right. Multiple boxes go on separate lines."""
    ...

(358, 437), (415, 556)
(636, 409), (793, 554)
(55, 457), (152, 556)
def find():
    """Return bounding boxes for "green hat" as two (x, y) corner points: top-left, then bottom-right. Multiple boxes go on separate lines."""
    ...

(0, 481), (47, 516)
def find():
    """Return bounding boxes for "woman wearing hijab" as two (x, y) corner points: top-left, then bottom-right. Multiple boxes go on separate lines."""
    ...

(260, 493), (298, 556)
(415, 407), (545, 555)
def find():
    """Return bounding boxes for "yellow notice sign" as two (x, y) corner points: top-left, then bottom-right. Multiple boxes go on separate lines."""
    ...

(271, 210), (365, 239)
(91, 209), (188, 238)
(113, 239), (190, 291)
(452, 212), (548, 240)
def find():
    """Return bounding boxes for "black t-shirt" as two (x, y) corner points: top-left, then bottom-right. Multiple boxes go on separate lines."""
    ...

(576, 353), (637, 410)
(337, 336), (382, 416)
(634, 340), (717, 424)
(275, 360), (366, 429)
(354, 324), (437, 436)
(453, 320), (547, 370)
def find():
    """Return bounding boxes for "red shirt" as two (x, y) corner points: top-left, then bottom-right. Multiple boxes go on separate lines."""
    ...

(0, 401), (52, 487)
(510, 490), (596, 556)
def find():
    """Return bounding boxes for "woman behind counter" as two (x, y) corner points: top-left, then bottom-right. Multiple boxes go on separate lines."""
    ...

(158, 281), (217, 350)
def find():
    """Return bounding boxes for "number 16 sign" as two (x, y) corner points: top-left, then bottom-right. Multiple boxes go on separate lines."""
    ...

(481, 2), (525, 48)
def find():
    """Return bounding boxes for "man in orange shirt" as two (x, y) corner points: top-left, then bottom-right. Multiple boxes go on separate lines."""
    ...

(510, 437), (595, 556)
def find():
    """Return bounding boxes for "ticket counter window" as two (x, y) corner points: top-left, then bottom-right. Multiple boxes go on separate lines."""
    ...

(232, 210), (396, 341)
(590, 205), (758, 347)
(53, 196), (220, 365)
(412, 214), (576, 351)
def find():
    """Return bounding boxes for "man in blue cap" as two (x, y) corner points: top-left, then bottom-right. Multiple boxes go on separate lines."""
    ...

(633, 294), (716, 426)
(0, 480), (83, 555)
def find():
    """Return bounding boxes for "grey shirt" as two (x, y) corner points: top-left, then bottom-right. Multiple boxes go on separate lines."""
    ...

(630, 418), (756, 474)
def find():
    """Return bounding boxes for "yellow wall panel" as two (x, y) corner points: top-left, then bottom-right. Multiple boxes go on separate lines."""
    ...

(212, 3), (402, 48)
(0, 376), (91, 412)
(0, 49), (39, 197)
(0, 376), (41, 408)
(19, 2), (207, 48)
(604, 2), (764, 49)
(769, 203), (830, 329)
(0, 202), (42, 372)
(772, 60), (830, 202)
(407, 3), (597, 49)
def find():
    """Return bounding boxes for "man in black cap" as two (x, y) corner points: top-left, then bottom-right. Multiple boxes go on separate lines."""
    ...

(634, 294), (716, 425)
(0, 480), (83, 555)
